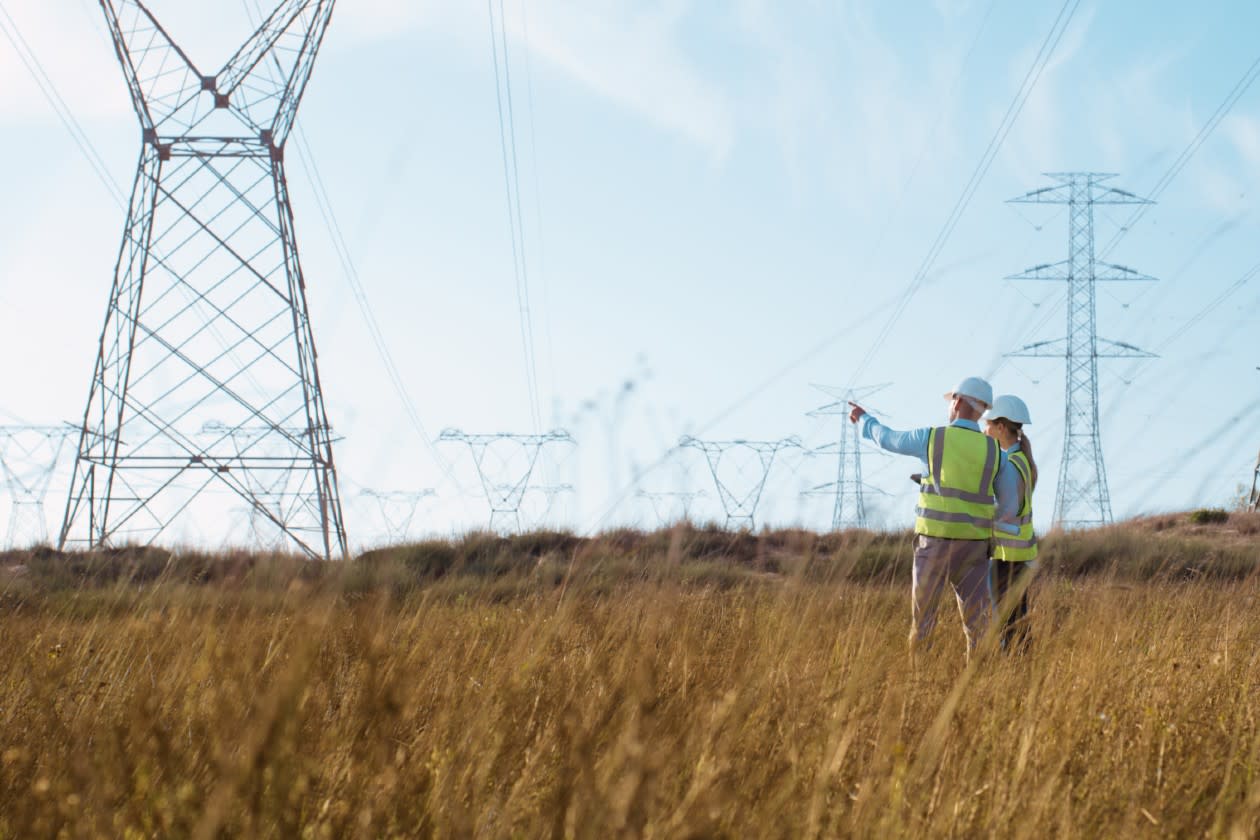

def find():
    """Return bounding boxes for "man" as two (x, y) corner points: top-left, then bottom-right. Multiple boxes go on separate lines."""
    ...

(848, 376), (1019, 655)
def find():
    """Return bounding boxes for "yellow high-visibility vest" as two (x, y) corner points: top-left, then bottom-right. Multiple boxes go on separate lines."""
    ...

(915, 425), (999, 540)
(992, 449), (1038, 562)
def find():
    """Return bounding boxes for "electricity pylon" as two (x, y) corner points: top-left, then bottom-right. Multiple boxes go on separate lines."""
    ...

(439, 429), (574, 532)
(360, 489), (437, 544)
(60, 1), (346, 559)
(196, 420), (333, 548)
(526, 484), (574, 528)
(806, 383), (889, 531)
(1006, 173), (1157, 529)
(680, 436), (801, 530)
(636, 489), (706, 527)
(1250, 369), (1260, 513)
(1248, 450), (1259, 513)
(0, 426), (74, 547)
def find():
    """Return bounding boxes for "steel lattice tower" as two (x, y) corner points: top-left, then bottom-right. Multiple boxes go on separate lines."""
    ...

(806, 384), (888, 531)
(1248, 450), (1259, 513)
(439, 429), (574, 532)
(526, 484), (575, 528)
(679, 436), (801, 530)
(1006, 173), (1156, 529)
(0, 426), (74, 547)
(360, 489), (437, 544)
(1250, 370), (1260, 513)
(637, 490), (706, 527)
(60, 1), (346, 558)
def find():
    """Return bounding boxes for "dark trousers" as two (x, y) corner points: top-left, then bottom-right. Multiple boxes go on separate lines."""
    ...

(989, 560), (1036, 653)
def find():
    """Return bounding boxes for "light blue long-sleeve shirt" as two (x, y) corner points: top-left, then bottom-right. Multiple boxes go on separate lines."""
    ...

(1005, 441), (1029, 502)
(859, 414), (1020, 533)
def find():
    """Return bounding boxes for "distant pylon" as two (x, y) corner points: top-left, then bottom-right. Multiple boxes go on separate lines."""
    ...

(679, 436), (801, 530)
(60, 1), (346, 559)
(439, 429), (574, 532)
(526, 484), (575, 528)
(1006, 173), (1157, 529)
(806, 383), (890, 531)
(636, 489), (706, 527)
(1248, 449), (1259, 513)
(0, 426), (74, 547)
(360, 488), (437, 544)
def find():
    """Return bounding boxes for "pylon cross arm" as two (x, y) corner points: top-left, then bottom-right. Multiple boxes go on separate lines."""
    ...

(1088, 187), (1154, 205)
(1006, 260), (1069, 281)
(1007, 338), (1068, 358)
(102, 0), (335, 142)
(1095, 338), (1157, 359)
(1093, 262), (1158, 283)
(218, 0), (336, 142)
(1008, 184), (1072, 204)
(101, 1), (203, 133)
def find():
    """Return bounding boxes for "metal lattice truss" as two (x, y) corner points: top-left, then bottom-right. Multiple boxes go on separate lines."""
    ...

(360, 488), (437, 544)
(1006, 172), (1157, 529)
(193, 420), (334, 548)
(60, 1), (346, 558)
(439, 429), (575, 532)
(679, 436), (802, 529)
(805, 383), (890, 531)
(0, 425), (75, 547)
(636, 489), (706, 527)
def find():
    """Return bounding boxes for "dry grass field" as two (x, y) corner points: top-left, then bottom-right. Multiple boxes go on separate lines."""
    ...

(2, 513), (1260, 837)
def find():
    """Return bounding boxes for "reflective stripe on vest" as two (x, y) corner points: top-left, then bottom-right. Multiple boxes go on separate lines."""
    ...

(915, 426), (999, 540)
(993, 449), (1038, 561)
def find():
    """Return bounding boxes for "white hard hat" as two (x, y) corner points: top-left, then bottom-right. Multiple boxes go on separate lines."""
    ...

(985, 394), (1032, 425)
(943, 376), (993, 408)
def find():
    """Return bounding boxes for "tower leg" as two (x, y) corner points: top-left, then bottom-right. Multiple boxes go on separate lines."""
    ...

(61, 148), (161, 550)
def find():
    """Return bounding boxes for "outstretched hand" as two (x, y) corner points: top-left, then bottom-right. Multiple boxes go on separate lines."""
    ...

(848, 401), (867, 424)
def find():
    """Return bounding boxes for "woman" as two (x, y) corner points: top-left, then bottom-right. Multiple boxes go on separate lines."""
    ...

(983, 395), (1038, 652)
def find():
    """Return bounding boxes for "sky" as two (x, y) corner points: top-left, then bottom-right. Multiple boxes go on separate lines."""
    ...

(1, 0), (1259, 549)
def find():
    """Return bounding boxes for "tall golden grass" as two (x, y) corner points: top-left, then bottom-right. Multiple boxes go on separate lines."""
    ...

(2, 515), (1259, 836)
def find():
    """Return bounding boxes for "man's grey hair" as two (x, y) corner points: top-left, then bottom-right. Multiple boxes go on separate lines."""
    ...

(962, 396), (988, 414)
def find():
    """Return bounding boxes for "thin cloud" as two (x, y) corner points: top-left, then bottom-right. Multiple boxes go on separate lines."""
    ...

(335, 0), (736, 161)
(510, 0), (736, 162)
(0, 1), (127, 122)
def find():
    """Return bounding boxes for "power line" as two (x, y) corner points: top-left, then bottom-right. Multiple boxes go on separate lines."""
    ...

(1099, 50), (1260, 259)
(581, 1), (1081, 534)
(487, 0), (544, 434)
(517, 0), (558, 417)
(848, 0), (1082, 387)
(238, 0), (464, 494)
(819, 0), (1001, 347)
(1157, 260), (1260, 351)
(287, 127), (460, 483)
(0, 0), (126, 207)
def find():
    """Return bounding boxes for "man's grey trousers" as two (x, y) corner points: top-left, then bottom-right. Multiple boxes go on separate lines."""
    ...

(911, 534), (990, 648)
